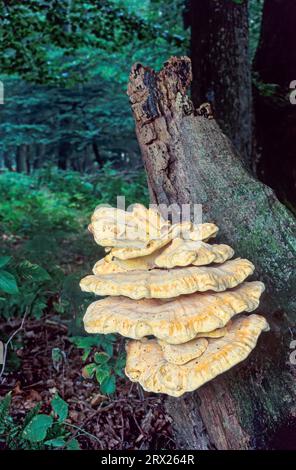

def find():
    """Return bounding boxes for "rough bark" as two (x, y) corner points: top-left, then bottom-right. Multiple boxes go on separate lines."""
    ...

(127, 57), (296, 450)
(187, 0), (252, 165)
(253, 0), (296, 207)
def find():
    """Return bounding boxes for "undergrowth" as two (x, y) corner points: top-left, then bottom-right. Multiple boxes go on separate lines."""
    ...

(0, 165), (148, 447)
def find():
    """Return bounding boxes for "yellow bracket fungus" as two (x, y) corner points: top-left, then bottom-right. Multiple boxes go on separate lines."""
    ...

(80, 204), (269, 397)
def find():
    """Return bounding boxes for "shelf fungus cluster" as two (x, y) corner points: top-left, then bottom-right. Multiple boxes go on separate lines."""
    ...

(80, 204), (269, 397)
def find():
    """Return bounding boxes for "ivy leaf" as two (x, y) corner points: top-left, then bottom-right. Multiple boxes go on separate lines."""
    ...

(0, 270), (19, 294)
(100, 375), (116, 395)
(22, 414), (53, 442)
(51, 394), (68, 423)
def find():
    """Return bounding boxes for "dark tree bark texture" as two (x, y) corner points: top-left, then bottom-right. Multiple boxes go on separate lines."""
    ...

(187, 0), (252, 166)
(127, 57), (296, 450)
(253, 0), (296, 207)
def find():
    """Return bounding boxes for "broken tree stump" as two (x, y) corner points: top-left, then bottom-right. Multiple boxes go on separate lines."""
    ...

(127, 57), (296, 450)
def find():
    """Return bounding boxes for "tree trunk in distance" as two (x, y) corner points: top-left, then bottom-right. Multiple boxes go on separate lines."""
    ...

(58, 141), (70, 170)
(3, 150), (12, 170)
(188, 0), (252, 166)
(33, 144), (46, 170)
(16, 145), (28, 173)
(253, 0), (296, 207)
(127, 57), (296, 450)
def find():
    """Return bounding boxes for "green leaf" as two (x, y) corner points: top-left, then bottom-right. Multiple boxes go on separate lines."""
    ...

(22, 414), (53, 442)
(0, 256), (11, 269)
(44, 437), (66, 447)
(69, 335), (101, 349)
(0, 270), (19, 294)
(19, 260), (51, 282)
(23, 403), (42, 427)
(95, 365), (111, 385)
(82, 348), (91, 361)
(51, 394), (68, 423)
(114, 354), (126, 377)
(66, 438), (81, 450)
(100, 337), (114, 356)
(94, 352), (109, 365)
(82, 363), (96, 378)
(100, 375), (116, 395)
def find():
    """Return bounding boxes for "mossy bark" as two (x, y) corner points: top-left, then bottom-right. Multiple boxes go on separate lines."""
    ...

(127, 57), (296, 450)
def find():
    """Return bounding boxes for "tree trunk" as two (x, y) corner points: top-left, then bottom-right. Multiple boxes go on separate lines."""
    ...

(92, 140), (103, 168)
(3, 150), (12, 171)
(187, 0), (252, 166)
(58, 141), (70, 170)
(253, 0), (296, 207)
(33, 144), (46, 170)
(127, 57), (296, 450)
(16, 145), (28, 173)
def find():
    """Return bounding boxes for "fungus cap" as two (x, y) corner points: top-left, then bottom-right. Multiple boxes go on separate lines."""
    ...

(83, 281), (264, 343)
(154, 239), (234, 268)
(195, 323), (231, 339)
(89, 203), (170, 248)
(80, 258), (255, 300)
(158, 337), (208, 365)
(109, 222), (219, 260)
(125, 314), (270, 397)
(92, 241), (234, 275)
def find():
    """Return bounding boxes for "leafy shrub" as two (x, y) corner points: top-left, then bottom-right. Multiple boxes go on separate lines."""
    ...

(0, 165), (148, 322)
(70, 334), (126, 395)
(0, 392), (80, 450)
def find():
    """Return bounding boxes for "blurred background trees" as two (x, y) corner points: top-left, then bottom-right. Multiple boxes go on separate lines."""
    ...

(0, 0), (295, 204)
(0, 0), (188, 172)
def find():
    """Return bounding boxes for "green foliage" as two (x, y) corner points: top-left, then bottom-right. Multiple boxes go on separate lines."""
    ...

(0, 392), (79, 450)
(22, 415), (54, 443)
(82, 348), (126, 395)
(0, 257), (19, 295)
(0, 0), (187, 84)
(51, 394), (69, 423)
(0, 167), (145, 382)
(0, 0), (188, 171)
(71, 332), (126, 395)
(70, 333), (117, 360)
(249, 0), (264, 59)
(0, 257), (54, 319)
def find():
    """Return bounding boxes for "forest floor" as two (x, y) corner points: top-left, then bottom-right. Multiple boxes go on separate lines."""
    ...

(0, 167), (175, 450)
(0, 315), (175, 450)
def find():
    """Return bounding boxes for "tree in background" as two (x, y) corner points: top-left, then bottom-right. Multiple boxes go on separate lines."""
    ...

(253, 0), (296, 207)
(0, 0), (188, 172)
(186, 0), (252, 165)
